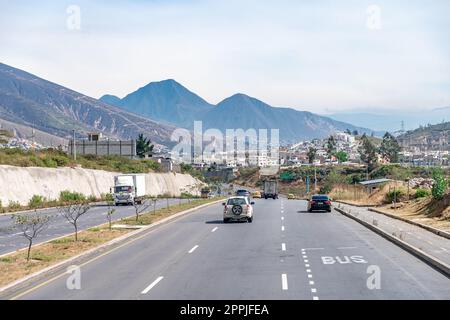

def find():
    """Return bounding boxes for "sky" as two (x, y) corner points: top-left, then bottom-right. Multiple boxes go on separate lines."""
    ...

(0, 0), (449, 114)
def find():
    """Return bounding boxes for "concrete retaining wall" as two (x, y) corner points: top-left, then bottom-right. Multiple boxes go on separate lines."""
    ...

(0, 165), (201, 206)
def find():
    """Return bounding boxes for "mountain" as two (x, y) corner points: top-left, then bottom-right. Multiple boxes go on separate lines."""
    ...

(99, 94), (121, 106)
(0, 63), (175, 145)
(328, 108), (450, 133)
(397, 121), (450, 151)
(198, 94), (376, 143)
(106, 83), (378, 143)
(100, 79), (213, 127)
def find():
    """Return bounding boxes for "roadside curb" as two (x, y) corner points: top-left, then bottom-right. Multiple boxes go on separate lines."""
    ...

(335, 200), (378, 208)
(367, 207), (450, 240)
(0, 201), (107, 217)
(335, 207), (450, 277)
(0, 199), (223, 296)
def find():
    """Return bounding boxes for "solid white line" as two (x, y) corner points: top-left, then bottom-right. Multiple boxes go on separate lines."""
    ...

(211, 227), (218, 232)
(282, 243), (286, 251)
(281, 274), (288, 290)
(188, 245), (199, 253)
(141, 276), (164, 294)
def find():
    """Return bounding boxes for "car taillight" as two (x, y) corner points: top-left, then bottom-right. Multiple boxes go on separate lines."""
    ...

(325, 200), (331, 205)
(310, 201), (316, 205)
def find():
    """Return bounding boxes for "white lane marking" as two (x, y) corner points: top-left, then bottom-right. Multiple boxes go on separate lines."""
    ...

(141, 276), (164, 294)
(282, 243), (286, 251)
(337, 246), (357, 250)
(188, 245), (199, 253)
(302, 255), (308, 258)
(311, 288), (317, 293)
(301, 247), (324, 251)
(305, 264), (310, 267)
(309, 281), (315, 285)
(281, 217), (284, 221)
(313, 296), (319, 300)
(281, 226), (285, 231)
(211, 227), (218, 233)
(281, 274), (288, 290)
(308, 274), (313, 278)
(306, 269), (311, 273)
(304, 259), (309, 263)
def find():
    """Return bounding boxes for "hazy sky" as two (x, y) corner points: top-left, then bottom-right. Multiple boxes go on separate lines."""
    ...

(0, 0), (449, 114)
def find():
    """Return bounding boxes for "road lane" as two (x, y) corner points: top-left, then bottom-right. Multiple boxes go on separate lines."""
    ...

(7, 198), (450, 300)
(0, 198), (187, 256)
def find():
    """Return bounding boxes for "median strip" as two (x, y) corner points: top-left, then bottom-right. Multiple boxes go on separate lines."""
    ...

(0, 198), (222, 293)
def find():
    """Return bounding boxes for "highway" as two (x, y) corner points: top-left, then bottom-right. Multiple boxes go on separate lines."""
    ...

(0, 198), (187, 256)
(7, 197), (450, 300)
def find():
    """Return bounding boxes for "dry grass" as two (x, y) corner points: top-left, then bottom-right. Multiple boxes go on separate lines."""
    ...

(377, 194), (450, 232)
(0, 198), (221, 288)
(0, 228), (129, 287)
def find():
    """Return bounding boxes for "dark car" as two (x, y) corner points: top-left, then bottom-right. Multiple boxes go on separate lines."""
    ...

(307, 194), (332, 212)
(235, 189), (252, 202)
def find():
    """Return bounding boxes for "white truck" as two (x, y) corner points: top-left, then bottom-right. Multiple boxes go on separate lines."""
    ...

(112, 174), (146, 206)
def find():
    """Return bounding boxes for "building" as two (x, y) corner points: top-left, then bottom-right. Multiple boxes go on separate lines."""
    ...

(68, 133), (136, 158)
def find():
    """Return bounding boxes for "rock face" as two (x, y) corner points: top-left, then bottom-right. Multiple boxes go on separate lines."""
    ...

(0, 165), (201, 206)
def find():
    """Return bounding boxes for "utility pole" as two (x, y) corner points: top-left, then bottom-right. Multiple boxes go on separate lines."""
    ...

(72, 129), (76, 161)
(314, 166), (317, 193)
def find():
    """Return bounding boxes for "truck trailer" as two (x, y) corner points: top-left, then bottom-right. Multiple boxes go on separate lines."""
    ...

(263, 180), (278, 199)
(113, 174), (146, 206)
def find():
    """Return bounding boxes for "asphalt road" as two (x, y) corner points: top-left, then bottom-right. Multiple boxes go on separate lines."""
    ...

(0, 198), (187, 256)
(8, 198), (450, 300)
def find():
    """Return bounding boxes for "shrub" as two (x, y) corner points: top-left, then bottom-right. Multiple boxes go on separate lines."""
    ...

(8, 201), (21, 211)
(28, 195), (45, 208)
(432, 170), (446, 200)
(59, 190), (86, 203)
(87, 195), (97, 202)
(415, 188), (431, 199)
(386, 189), (403, 203)
(319, 184), (332, 195)
(42, 156), (57, 168)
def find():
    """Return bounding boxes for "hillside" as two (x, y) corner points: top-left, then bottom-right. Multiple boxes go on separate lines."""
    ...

(397, 121), (450, 151)
(0, 63), (175, 145)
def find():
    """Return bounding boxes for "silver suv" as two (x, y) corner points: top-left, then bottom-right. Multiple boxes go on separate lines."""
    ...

(223, 196), (254, 223)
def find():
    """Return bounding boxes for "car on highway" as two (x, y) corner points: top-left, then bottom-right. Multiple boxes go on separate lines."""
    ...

(307, 194), (332, 212)
(252, 190), (262, 198)
(223, 196), (254, 223)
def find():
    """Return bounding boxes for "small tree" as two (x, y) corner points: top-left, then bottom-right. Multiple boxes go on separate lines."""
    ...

(432, 169), (446, 200)
(136, 134), (154, 158)
(358, 134), (378, 171)
(334, 151), (348, 163)
(133, 198), (152, 222)
(12, 212), (51, 261)
(326, 135), (337, 159)
(307, 147), (317, 164)
(379, 132), (401, 163)
(105, 195), (116, 230)
(58, 203), (91, 241)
